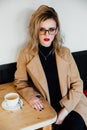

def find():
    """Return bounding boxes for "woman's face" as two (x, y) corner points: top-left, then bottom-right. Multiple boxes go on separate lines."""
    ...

(39, 18), (58, 47)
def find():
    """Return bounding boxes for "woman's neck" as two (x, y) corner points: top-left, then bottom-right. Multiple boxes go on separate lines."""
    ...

(39, 43), (53, 55)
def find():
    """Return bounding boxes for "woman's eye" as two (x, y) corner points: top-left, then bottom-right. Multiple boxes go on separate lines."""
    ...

(40, 28), (45, 31)
(49, 28), (56, 32)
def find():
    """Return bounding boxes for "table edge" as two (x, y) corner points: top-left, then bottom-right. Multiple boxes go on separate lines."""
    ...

(21, 114), (57, 130)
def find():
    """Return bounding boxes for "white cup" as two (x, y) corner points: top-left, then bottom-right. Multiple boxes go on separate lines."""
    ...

(4, 92), (19, 107)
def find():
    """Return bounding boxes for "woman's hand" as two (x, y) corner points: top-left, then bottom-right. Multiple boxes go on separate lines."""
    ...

(28, 96), (44, 111)
(55, 108), (68, 125)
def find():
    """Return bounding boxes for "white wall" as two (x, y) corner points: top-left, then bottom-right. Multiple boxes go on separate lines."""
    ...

(0, 0), (87, 65)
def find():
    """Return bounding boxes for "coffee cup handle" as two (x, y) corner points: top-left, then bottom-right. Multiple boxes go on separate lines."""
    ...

(18, 99), (22, 109)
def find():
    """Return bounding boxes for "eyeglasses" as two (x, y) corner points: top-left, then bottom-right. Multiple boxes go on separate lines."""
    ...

(39, 27), (57, 35)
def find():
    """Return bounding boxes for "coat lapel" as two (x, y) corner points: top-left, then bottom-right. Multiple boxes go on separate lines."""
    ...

(55, 51), (69, 97)
(27, 54), (50, 102)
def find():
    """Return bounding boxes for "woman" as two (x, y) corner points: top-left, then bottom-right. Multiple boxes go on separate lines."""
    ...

(14, 5), (87, 130)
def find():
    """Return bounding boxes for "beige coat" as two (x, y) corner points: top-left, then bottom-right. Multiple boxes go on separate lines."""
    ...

(15, 46), (87, 127)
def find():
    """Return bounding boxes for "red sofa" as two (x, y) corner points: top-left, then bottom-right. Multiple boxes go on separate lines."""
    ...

(84, 90), (87, 97)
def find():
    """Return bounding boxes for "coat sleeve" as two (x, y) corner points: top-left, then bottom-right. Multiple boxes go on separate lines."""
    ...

(59, 49), (83, 112)
(14, 48), (41, 103)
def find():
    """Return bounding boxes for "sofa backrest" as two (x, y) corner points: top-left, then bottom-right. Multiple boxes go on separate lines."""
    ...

(0, 63), (16, 84)
(72, 50), (87, 90)
(0, 50), (87, 90)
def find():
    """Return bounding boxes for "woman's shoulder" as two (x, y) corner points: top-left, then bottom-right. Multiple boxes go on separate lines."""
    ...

(18, 44), (38, 63)
(21, 44), (37, 54)
(56, 46), (72, 62)
(58, 46), (71, 55)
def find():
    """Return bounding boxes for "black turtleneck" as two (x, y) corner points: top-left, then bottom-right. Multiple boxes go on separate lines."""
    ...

(39, 43), (62, 112)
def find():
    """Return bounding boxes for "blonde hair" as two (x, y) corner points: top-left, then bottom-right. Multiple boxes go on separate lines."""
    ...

(27, 5), (63, 52)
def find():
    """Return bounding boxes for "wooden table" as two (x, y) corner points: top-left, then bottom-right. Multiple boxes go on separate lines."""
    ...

(0, 82), (57, 130)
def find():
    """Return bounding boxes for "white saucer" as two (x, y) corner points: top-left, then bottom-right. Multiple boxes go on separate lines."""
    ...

(1, 99), (23, 111)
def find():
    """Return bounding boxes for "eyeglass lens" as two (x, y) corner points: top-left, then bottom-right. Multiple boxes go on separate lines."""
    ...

(39, 27), (56, 35)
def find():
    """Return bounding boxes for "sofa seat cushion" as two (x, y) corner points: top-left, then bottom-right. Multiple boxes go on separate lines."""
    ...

(84, 90), (87, 97)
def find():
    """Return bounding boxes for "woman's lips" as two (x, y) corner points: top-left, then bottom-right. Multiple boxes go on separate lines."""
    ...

(44, 38), (50, 41)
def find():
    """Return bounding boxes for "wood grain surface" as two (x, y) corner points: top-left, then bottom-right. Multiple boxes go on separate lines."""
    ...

(0, 82), (57, 130)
